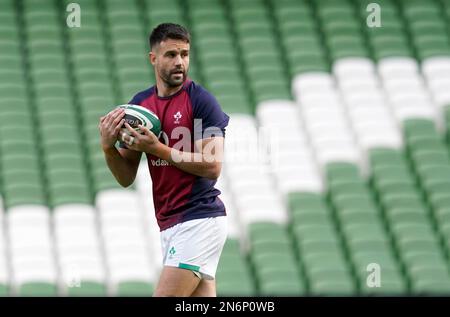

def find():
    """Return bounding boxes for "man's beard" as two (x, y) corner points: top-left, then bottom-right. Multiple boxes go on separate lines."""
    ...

(161, 68), (187, 87)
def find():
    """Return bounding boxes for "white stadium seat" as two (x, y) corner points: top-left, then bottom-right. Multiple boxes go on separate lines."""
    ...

(53, 204), (97, 229)
(421, 57), (450, 79)
(333, 57), (376, 78)
(8, 205), (50, 228)
(292, 72), (335, 94)
(378, 57), (419, 78)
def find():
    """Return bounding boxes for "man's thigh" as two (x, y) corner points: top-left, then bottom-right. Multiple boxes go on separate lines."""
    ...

(191, 279), (216, 297)
(153, 266), (201, 297)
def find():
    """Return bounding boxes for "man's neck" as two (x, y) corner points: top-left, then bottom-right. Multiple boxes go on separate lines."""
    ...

(156, 79), (184, 97)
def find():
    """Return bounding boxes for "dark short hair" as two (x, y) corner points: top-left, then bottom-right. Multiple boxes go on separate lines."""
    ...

(149, 23), (190, 50)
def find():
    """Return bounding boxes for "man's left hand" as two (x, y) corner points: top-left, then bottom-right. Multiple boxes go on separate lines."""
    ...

(120, 122), (162, 155)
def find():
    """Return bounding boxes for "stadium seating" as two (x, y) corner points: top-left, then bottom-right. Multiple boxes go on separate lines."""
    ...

(1, 0), (450, 296)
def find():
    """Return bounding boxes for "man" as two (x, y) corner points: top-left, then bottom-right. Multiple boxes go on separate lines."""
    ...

(98, 23), (229, 297)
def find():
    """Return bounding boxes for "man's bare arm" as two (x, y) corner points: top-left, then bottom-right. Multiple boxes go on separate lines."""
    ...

(155, 137), (223, 180)
(99, 108), (142, 187)
(121, 122), (224, 180)
(103, 147), (142, 187)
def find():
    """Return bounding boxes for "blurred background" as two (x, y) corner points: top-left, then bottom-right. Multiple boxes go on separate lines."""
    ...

(2, 0), (450, 296)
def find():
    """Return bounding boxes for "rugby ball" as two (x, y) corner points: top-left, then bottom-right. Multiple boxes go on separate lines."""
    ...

(117, 104), (161, 137)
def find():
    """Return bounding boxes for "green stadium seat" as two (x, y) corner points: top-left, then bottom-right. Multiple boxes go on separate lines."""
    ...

(75, 69), (110, 84)
(0, 84), (28, 99)
(107, 8), (140, 19)
(0, 284), (9, 297)
(248, 222), (289, 242)
(45, 154), (85, 172)
(251, 241), (292, 256)
(352, 251), (400, 273)
(343, 223), (389, 244)
(370, 148), (409, 167)
(29, 55), (66, 72)
(24, 11), (59, 28)
(423, 178), (450, 194)
(279, 20), (317, 36)
(326, 162), (361, 180)
(42, 141), (83, 158)
(71, 37), (104, 55)
(360, 281), (407, 296)
(329, 180), (372, 197)
(317, 5), (356, 20)
(2, 170), (42, 188)
(309, 279), (356, 296)
(411, 280), (450, 295)
(252, 82), (291, 103)
(333, 196), (379, 214)
(437, 203), (450, 225)
(0, 125), (33, 141)
(67, 281), (107, 297)
(236, 22), (272, 39)
(412, 150), (450, 167)
(34, 83), (72, 100)
(46, 169), (88, 186)
(429, 193), (450, 211)
(288, 54), (330, 76)
(283, 36), (323, 54)
(402, 251), (447, 270)
(417, 165), (450, 182)
(338, 210), (381, 226)
(4, 184), (46, 208)
(403, 119), (438, 137)
(18, 282), (58, 297)
(217, 274), (255, 296)
(0, 140), (38, 157)
(292, 210), (331, 226)
(1, 155), (40, 173)
(377, 182), (421, 197)
(71, 40), (104, 56)
(190, 11), (227, 26)
(298, 239), (342, 256)
(259, 280), (305, 296)
(397, 239), (442, 255)
(293, 223), (337, 242)
(303, 252), (348, 271)
(242, 50), (281, 66)
(358, 267), (406, 295)
(218, 256), (250, 276)
(93, 169), (123, 192)
(0, 109), (33, 128)
(385, 207), (429, 225)
(40, 127), (79, 145)
(36, 97), (74, 114)
(252, 252), (298, 272)
(116, 281), (153, 297)
(381, 193), (426, 211)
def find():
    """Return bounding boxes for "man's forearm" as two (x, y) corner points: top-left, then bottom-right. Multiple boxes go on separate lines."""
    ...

(154, 144), (220, 179)
(103, 146), (137, 187)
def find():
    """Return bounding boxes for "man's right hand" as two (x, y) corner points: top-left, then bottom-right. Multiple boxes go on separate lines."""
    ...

(98, 108), (125, 151)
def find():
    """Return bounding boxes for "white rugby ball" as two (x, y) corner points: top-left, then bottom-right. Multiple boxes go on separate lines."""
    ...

(117, 104), (161, 137)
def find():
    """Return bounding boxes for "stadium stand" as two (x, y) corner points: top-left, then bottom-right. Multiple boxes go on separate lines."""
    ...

(1, 0), (450, 296)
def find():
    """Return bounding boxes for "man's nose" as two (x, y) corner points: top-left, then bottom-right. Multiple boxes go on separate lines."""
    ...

(174, 54), (183, 66)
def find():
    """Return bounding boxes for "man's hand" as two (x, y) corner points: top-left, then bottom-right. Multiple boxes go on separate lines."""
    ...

(99, 108), (125, 151)
(121, 122), (162, 155)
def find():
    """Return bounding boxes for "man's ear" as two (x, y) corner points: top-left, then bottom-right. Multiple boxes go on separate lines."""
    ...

(149, 51), (156, 66)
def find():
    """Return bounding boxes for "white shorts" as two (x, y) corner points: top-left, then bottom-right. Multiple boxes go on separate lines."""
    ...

(160, 216), (227, 280)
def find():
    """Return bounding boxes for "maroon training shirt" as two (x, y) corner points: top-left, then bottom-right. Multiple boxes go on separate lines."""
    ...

(121, 79), (230, 231)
